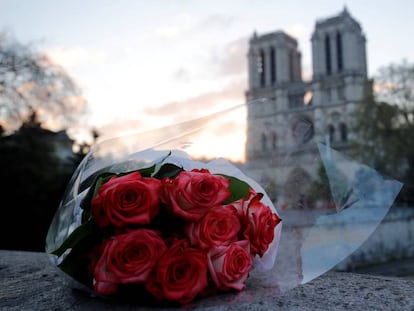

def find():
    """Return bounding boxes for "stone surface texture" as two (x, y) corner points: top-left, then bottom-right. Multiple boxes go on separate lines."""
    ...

(1, 250), (414, 310)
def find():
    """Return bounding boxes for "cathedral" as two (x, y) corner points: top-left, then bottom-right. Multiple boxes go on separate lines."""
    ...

(245, 8), (369, 206)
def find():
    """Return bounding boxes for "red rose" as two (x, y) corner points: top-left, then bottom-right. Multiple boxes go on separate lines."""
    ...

(186, 205), (241, 250)
(91, 171), (162, 227)
(146, 240), (208, 304)
(208, 240), (252, 291)
(93, 229), (167, 295)
(162, 169), (231, 221)
(243, 193), (281, 257)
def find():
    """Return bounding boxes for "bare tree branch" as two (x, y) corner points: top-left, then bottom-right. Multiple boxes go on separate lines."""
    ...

(0, 33), (87, 132)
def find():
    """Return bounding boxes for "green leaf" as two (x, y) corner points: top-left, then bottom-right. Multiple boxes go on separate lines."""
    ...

(81, 152), (172, 212)
(92, 172), (116, 198)
(219, 174), (250, 204)
(51, 220), (94, 257)
(138, 164), (156, 177)
(57, 245), (92, 287)
(150, 151), (172, 177)
(81, 209), (91, 224)
(153, 163), (183, 179)
(57, 234), (99, 287)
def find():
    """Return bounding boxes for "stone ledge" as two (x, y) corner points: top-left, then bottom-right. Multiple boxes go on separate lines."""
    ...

(1, 250), (413, 311)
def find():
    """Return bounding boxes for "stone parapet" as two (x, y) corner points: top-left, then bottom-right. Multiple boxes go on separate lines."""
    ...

(1, 250), (413, 311)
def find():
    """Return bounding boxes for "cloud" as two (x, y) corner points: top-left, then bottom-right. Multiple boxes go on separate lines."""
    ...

(208, 36), (249, 78)
(286, 23), (308, 39)
(95, 78), (248, 162)
(96, 106), (246, 162)
(169, 36), (248, 84)
(210, 117), (244, 136)
(46, 46), (106, 69)
(154, 13), (196, 39)
(172, 67), (192, 83)
(154, 13), (234, 40)
(143, 78), (247, 121)
(155, 25), (187, 39)
(95, 77), (247, 141)
(197, 14), (234, 30)
(97, 119), (146, 141)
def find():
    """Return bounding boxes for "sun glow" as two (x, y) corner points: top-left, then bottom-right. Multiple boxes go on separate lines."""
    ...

(95, 103), (247, 163)
(182, 108), (247, 163)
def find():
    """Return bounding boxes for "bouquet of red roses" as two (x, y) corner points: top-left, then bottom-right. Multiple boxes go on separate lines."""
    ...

(49, 153), (281, 304)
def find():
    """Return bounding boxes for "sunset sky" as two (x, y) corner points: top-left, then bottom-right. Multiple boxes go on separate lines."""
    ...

(1, 0), (413, 160)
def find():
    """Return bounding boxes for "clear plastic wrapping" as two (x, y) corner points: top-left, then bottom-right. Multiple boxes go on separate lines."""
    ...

(46, 103), (402, 306)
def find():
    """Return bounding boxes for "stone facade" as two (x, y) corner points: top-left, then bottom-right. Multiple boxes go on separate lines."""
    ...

(245, 8), (369, 205)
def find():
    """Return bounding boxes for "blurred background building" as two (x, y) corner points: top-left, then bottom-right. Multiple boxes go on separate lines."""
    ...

(245, 8), (369, 206)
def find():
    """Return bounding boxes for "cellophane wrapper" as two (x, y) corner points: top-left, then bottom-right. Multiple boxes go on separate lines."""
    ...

(46, 104), (402, 307)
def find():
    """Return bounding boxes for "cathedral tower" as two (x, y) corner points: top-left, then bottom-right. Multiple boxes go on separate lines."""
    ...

(245, 8), (369, 205)
(247, 31), (302, 90)
(246, 31), (305, 163)
(312, 7), (367, 79)
(310, 7), (368, 146)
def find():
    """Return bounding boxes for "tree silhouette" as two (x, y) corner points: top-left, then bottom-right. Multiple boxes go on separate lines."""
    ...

(0, 112), (84, 250)
(0, 34), (90, 250)
(0, 33), (87, 133)
(353, 60), (414, 205)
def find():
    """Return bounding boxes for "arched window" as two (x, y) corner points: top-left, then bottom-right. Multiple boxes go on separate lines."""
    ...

(339, 123), (347, 142)
(325, 35), (332, 75)
(336, 32), (343, 72)
(270, 47), (276, 83)
(258, 49), (265, 87)
(271, 132), (277, 149)
(328, 124), (335, 142)
(261, 133), (267, 151)
(289, 50), (294, 81)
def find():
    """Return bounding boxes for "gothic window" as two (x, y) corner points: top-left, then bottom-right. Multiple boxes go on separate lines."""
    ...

(339, 123), (347, 142)
(325, 34), (332, 75)
(261, 133), (267, 151)
(336, 32), (343, 72)
(328, 124), (335, 142)
(289, 50), (294, 81)
(258, 50), (265, 87)
(271, 132), (277, 149)
(270, 47), (276, 83)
